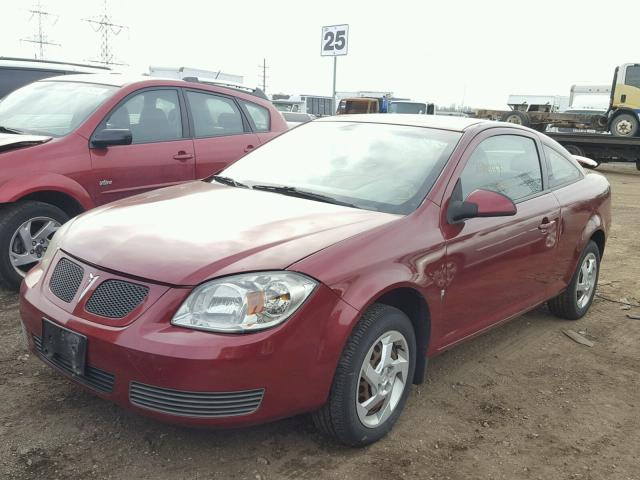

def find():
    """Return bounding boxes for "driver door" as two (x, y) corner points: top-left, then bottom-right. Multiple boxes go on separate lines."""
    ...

(437, 130), (561, 349)
(89, 88), (195, 205)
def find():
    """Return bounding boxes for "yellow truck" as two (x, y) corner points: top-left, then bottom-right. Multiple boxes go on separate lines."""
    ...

(474, 63), (640, 137)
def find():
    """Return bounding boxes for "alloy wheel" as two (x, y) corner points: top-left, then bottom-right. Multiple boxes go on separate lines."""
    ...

(576, 252), (597, 309)
(356, 330), (410, 428)
(9, 217), (60, 277)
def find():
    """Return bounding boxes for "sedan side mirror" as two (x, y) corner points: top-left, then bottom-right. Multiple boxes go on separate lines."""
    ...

(447, 189), (517, 224)
(90, 128), (132, 149)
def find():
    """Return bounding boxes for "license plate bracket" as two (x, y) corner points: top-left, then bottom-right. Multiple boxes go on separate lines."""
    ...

(41, 319), (87, 376)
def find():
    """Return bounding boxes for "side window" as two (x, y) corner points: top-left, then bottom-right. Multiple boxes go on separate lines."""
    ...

(624, 65), (640, 88)
(544, 145), (582, 188)
(104, 89), (182, 144)
(240, 100), (270, 132)
(460, 135), (542, 202)
(185, 91), (244, 137)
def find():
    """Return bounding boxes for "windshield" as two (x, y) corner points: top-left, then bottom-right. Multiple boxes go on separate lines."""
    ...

(0, 80), (117, 137)
(388, 102), (427, 114)
(220, 121), (461, 214)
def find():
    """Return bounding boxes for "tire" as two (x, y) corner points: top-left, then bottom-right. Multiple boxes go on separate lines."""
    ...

(312, 304), (416, 446)
(500, 110), (530, 127)
(548, 240), (600, 320)
(0, 201), (68, 290)
(636, 160), (640, 171)
(610, 113), (639, 137)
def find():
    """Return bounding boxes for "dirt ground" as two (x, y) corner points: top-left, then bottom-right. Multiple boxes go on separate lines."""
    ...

(1, 164), (638, 480)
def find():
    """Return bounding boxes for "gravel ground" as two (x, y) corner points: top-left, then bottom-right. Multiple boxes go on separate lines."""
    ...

(1, 163), (638, 480)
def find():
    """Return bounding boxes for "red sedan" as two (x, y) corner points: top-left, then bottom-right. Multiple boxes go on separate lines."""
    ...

(20, 115), (611, 446)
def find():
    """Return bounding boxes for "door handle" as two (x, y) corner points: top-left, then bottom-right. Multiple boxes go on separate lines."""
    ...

(244, 144), (255, 153)
(538, 218), (556, 232)
(173, 151), (193, 161)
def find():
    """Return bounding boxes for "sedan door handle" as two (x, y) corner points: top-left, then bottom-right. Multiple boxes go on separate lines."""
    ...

(173, 151), (193, 161)
(244, 144), (255, 153)
(538, 218), (556, 232)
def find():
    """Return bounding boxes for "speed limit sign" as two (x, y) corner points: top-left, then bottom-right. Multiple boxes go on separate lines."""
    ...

(321, 24), (349, 56)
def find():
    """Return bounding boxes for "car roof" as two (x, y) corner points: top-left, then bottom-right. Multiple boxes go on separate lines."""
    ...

(0, 56), (109, 73)
(37, 73), (269, 100)
(316, 114), (492, 132)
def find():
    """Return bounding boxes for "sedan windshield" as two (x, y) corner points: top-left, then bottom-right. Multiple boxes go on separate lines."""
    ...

(0, 80), (117, 137)
(220, 121), (461, 214)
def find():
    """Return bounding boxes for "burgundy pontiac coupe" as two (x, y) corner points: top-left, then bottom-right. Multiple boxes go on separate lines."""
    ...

(20, 115), (611, 445)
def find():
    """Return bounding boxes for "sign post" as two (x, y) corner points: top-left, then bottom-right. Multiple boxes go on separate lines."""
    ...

(321, 24), (349, 114)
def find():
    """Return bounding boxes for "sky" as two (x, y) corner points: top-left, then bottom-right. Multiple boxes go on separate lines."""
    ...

(2, 0), (638, 109)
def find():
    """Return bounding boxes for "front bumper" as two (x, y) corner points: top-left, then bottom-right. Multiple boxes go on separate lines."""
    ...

(19, 256), (359, 427)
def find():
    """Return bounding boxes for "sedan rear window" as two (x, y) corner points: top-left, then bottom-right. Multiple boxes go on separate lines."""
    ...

(0, 80), (117, 137)
(220, 121), (462, 214)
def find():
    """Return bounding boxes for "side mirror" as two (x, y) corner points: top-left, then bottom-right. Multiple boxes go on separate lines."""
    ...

(447, 189), (517, 224)
(90, 128), (132, 149)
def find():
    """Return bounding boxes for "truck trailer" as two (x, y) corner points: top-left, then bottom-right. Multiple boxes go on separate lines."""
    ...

(473, 63), (640, 137)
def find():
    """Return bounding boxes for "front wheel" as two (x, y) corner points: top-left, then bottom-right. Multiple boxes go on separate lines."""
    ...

(548, 240), (600, 320)
(312, 304), (416, 446)
(0, 201), (68, 290)
(610, 113), (639, 137)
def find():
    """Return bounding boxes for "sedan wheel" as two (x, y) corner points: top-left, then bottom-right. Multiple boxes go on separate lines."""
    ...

(548, 240), (600, 320)
(0, 201), (69, 290)
(356, 330), (410, 428)
(312, 304), (416, 446)
(9, 217), (61, 277)
(575, 252), (597, 310)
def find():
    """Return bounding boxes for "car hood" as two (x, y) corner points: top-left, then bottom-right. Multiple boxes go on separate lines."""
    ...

(61, 181), (400, 285)
(0, 133), (52, 153)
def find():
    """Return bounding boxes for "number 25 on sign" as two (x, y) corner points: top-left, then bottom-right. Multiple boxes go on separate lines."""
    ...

(321, 24), (349, 56)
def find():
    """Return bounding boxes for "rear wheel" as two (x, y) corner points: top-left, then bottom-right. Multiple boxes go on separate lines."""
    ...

(0, 202), (68, 290)
(501, 110), (530, 127)
(548, 241), (600, 320)
(610, 113), (639, 137)
(312, 304), (416, 446)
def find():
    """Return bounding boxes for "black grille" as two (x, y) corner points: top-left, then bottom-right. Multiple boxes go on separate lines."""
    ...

(129, 382), (264, 418)
(49, 258), (84, 303)
(33, 334), (115, 393)
(85, 280), (149, 319)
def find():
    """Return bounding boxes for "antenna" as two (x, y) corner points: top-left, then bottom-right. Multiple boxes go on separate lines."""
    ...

(84, 0), (129, 66)
(21, 0), (60, 59)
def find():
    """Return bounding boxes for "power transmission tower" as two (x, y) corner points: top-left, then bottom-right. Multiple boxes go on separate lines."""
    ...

(21, 0), (60, 59)
(84, 0), (129, 66)
(258, 58), (269, 93)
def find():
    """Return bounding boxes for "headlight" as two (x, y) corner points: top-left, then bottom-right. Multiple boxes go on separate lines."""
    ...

(39, 218), (74, 273)
(171, 272), (317, 333)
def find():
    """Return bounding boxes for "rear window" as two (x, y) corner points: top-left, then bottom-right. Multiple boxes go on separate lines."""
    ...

(240, 100), (270, 132)
(544, 145), (582, 188)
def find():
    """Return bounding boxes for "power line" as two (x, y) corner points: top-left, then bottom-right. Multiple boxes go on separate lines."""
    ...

(21, 0), (60, 59)
(84, 0), (129, 66)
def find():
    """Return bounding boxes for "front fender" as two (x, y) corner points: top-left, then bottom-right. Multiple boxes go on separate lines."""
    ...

(0, 173), (94, 210)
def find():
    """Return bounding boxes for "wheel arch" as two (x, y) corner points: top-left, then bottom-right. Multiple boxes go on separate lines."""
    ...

(368, 286), (431, 385)
(0, 173), (94, 215)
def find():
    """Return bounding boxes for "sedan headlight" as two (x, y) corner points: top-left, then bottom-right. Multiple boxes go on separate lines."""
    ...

(171, 272), (317, 333)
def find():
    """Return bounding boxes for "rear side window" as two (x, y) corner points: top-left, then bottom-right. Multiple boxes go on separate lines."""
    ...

(460, 135), (542, 202)
(544, 145), (582, 188)
(104, 89), (183, 144)
(624, 65), (640, 88)
(185, 91), (245, 137)
(240, 100), (270, 132)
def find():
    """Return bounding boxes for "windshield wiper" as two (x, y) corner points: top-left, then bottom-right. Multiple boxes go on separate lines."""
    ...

(211, 175), (250, 189)
(251, 184), (358, 208)
(0, 126), (24, 134)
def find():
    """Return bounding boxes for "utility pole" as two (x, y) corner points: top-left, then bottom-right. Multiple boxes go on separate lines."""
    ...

(258, 58), (268, 93)
(84, 0), (128, 66)
(21, 0), (59, 59)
